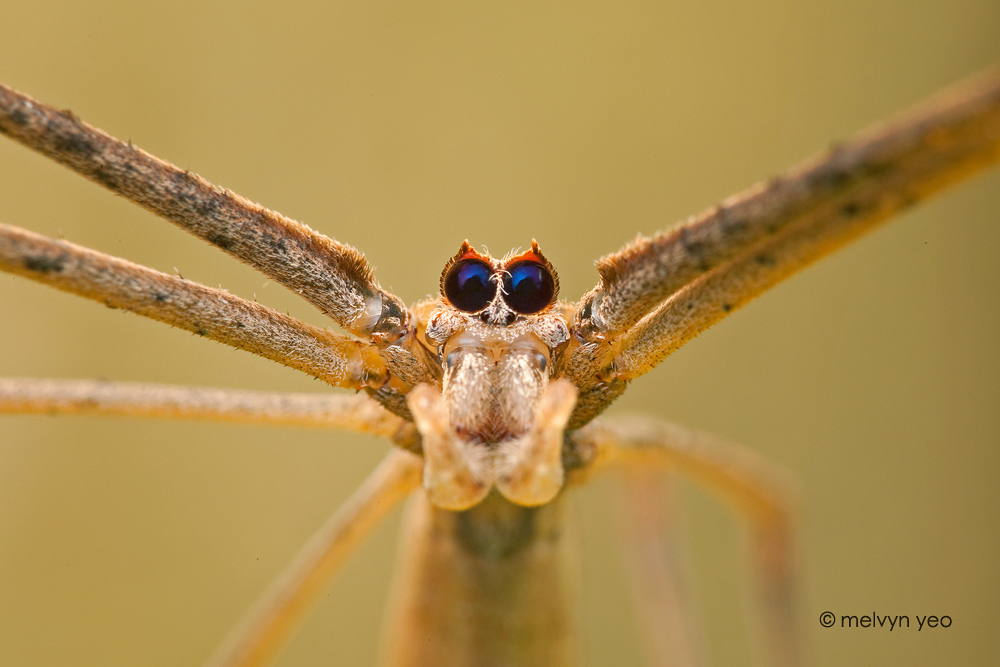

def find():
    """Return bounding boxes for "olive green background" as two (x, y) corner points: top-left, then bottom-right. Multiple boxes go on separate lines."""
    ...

(1, 2), (998, 666)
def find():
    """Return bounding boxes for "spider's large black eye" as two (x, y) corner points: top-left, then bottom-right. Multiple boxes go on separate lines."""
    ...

(444, 259), (497, 312)
(502, 261), (555, 314)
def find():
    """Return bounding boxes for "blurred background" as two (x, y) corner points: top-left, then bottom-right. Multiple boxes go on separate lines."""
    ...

(1, 1), (998, 666)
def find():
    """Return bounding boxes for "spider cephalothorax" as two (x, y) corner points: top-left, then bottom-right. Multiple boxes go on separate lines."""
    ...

(406, 241), (575, 510)
(426, 241), (568, 351)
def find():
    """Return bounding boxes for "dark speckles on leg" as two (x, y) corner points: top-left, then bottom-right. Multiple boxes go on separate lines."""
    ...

(722, 303), (733, 313)
(168, 170), (191, 190)
(680, 228), (709, 270)
(174, 190), (199, 213)
(721, 217), (748, 239)
(267, 236), (288, 254)
(755, 254), (775, 266)
(7, 107), (30, 127)
(24, 254), (65, 273)
(823, 165), (853, 189)
(841, 201), (862, 217)
(153, 292), (169, 303)
(206, 231), (235, 250)
(197, 196), (219, 218)
(94, 167), (118, 190)
(52, 130), (97, 159)
(195, 328), (209, 337)
(167, 172), (220, 218)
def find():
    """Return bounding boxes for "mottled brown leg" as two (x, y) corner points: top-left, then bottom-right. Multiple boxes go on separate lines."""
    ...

(563, 70), (1000, 406)
(0, 223), (385, 389)
(0, 83), (408, 339)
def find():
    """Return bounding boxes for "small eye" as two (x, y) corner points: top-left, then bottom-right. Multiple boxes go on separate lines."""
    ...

(443, 259), (497, 312)
(502, 261), (555, 314)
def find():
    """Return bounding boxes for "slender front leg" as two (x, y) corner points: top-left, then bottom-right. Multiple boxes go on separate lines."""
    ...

(573, 418), (801, 667)
(0, 224), (386, 389)
(204, 449), (422, 667)
(0, 83), (408, 340)
(564, 69), (1000, 401)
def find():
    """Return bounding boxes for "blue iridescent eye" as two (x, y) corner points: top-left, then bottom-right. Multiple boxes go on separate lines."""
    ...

(502, 261), (554, 314)
(444, 259), (497, 312)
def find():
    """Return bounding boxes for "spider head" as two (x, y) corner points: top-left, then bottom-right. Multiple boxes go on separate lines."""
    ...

(407, 241), (575, 509)
(422, 241), (569, 357)
(437, 240), (559, 325)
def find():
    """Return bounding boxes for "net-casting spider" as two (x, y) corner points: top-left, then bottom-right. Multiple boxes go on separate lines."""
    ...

(1, 70), (998, 667)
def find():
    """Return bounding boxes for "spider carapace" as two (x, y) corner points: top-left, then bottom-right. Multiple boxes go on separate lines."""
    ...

(405, 240), (578, 511)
